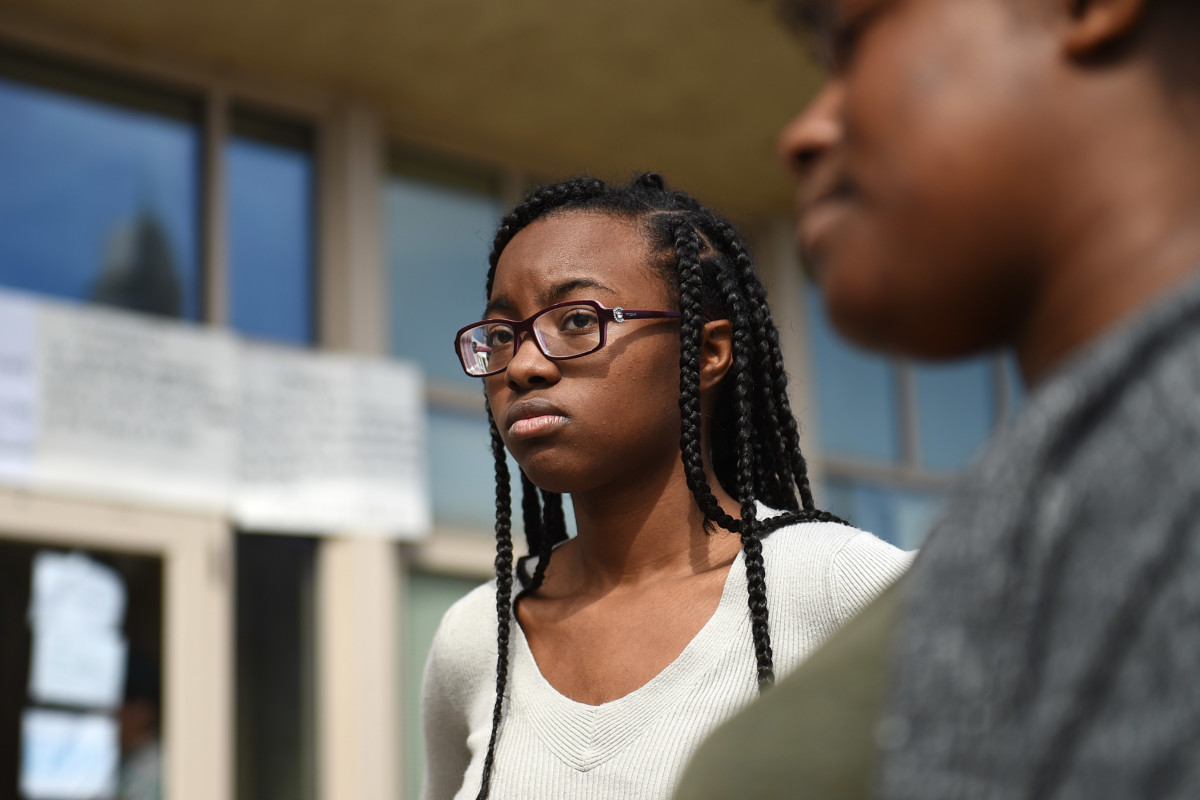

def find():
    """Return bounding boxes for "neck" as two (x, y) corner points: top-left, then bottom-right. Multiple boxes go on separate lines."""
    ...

(1018, 76), (1200, 384)
(561, 459), (743, 591)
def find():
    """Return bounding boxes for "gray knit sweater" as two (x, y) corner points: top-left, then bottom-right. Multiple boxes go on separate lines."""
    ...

(880, 273), (1200, 800)
(421, 520), (913, 800)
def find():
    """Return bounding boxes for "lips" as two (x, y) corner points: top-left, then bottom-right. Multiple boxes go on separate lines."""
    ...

(796, 176), (857, 277)
(504, 399), (569, 438)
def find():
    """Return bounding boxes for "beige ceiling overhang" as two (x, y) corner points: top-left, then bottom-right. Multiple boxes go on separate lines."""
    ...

(1, 0), (825, 219)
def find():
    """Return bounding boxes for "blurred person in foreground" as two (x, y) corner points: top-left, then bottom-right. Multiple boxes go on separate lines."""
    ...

(674, 0), (1200, 798)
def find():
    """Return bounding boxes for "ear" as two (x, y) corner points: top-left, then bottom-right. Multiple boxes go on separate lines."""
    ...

(699, 319), (733, 392)
(1058, 0), (1150, 57)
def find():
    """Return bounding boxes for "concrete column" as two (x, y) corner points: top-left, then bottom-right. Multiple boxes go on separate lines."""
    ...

(318, 102), (387, 355)
(316, 536), (402, 800)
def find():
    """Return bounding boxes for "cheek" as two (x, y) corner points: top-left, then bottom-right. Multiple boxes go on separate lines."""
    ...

(609, 348), (682, 422)
(828, 24), (1044, 353)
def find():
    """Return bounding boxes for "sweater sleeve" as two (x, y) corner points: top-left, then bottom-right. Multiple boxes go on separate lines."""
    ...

(830, 532), (915, 624)
(420, 589), (491, 800)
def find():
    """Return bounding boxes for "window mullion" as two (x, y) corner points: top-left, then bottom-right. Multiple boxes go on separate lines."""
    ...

(203, 86), (230, 327)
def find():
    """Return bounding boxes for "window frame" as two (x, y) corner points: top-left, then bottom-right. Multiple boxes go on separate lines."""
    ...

(0, 34), (324, 342)
(0, 487), (233, 800)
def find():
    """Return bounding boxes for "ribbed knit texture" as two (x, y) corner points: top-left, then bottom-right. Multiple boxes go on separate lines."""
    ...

(879, 272), (1200, 800)
(421, 519), (913, 800)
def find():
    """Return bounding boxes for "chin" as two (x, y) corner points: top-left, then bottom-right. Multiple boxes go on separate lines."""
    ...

(513, 458), (584, 496)
(823, 279), (895, 352)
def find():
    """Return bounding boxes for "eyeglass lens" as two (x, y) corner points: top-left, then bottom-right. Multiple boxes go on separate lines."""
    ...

(458, 303), (603, 376)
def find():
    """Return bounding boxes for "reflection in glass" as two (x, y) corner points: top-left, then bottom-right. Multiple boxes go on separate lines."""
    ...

(913, 359), (996, 471)
(384, 169), (502, 385)
(227, 111), (315, 345)
(805, 289), (902, 462)
(0, 69), (201, 319)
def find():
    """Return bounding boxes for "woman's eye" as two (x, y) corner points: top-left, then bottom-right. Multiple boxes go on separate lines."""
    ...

(561, 310), (599, 332)
(486, 327), (514, 347)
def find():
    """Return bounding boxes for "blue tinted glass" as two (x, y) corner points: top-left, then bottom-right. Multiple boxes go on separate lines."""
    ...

(824, 477), (941, 550)
(428, 410), (499, 532)
(913, 359), (996, 471)
(428, 409), (576, 537)
(227, 132), (314, 344)
(384, 175), (501, 385)
(805, 289), (901, 462)
(0, 76), (200, 318)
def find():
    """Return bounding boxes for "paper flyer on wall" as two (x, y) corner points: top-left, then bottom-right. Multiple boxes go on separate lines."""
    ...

(0, 288), (37, 483)
(234, 343), (430, 537)
(20, 709), (119, 800)
(0, 289), (431, 539)
(27, 551), (129, 709)
(28, 551), (126, 629)
(32, 301), (238, 511)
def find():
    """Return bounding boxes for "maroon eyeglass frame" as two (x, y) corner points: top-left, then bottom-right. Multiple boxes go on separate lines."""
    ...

(454, 299), (681, 377)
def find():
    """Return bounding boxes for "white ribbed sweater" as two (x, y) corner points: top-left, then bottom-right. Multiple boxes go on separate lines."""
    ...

(420, 520), (914, 800)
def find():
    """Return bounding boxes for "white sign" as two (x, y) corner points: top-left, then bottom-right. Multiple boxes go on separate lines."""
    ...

(29, 626), (128, 710)
(28, 551), (126, 631)
(34, 301), (238, 510)
(0, 289), (36, 482)
(235, 344), (430, 537)
(20, 709), (119, 800)
(27, 552), (129, 709)
(0, 290), (430, 538)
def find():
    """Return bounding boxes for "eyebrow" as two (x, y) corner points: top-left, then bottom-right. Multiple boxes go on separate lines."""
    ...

(485, 278), (617, 318)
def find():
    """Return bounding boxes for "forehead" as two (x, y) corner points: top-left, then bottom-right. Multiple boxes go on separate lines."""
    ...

(488, 211), (668, 309)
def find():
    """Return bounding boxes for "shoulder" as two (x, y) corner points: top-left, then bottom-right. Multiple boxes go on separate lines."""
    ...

(761, 516), (915, 622)
(424, 580), (500, 693)
(761, 516), (913, 577)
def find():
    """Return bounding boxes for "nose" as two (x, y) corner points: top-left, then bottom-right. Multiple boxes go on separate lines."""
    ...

(777, 81), (845, 181)
(503, 330), (560, 389)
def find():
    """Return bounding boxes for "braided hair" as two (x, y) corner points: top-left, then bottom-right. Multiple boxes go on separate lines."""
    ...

(474, 173), (847, 799)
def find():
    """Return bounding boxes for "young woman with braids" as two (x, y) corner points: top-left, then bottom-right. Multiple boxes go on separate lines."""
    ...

(421, 173), (911, 800)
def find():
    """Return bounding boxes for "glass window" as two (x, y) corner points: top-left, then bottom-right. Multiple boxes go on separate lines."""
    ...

(384, 157), (502, 387)
(385, 154), (508, 534)
(227, 109), (316, 345)
(427, 411), (576, 538)
(428, 411), (505, 533)
(0, 540), (164, 800)
(0, 49), (202, 319)
(402, 570), (486, 800)
(824, 478), (942, 550)
(805, 289), (902, 462)
(235, 533), (317, 800)
(912, 359), (995, 471)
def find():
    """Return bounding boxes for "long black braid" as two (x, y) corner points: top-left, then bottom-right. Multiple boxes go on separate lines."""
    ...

(476, 404), (515, 800)
(473, 173), (848, 799)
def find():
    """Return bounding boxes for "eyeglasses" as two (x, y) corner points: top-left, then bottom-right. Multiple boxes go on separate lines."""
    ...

(455, 299), (681, 377)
